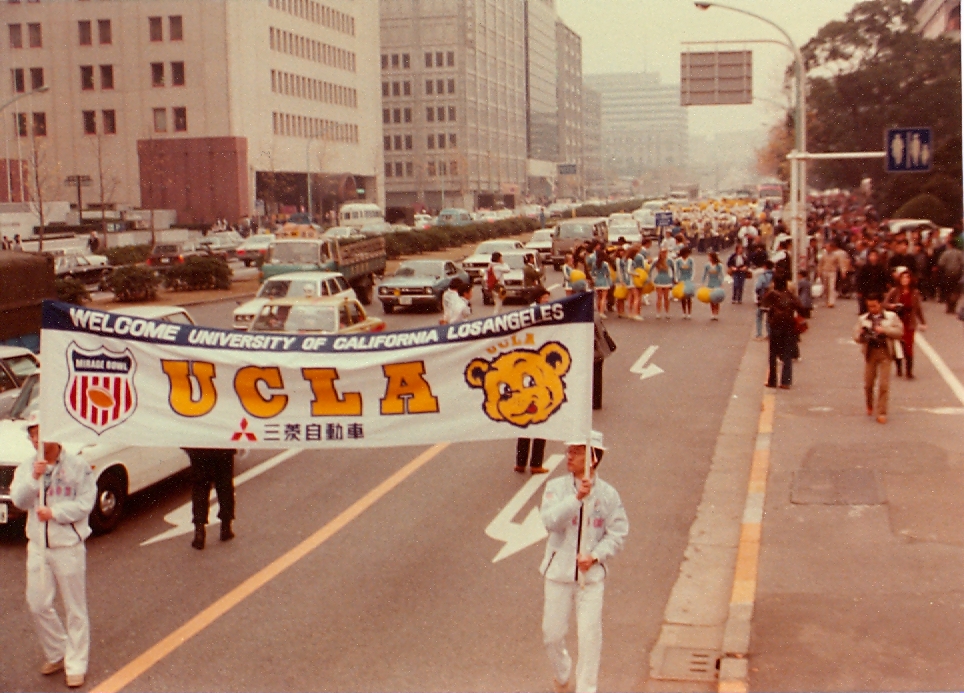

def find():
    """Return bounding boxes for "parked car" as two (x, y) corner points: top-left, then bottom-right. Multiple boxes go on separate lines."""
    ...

(377, 259), (470, 313)
(145, 242), (205, 269)
(236, 233), (276, 267)
(482, 250), (544, 305)
(0, 346), (40, 419)
(476, 210), (500, 224)
(461, 239), (525, 283)
(549, 218), (608, 270)
(358, 221), (396, 236)
(54, 253), (110, 285)
(435, 208), (474, 226)
(413, 214), (435, 230)
(321, 226), (365, 240)
(524, 229), (556, 265)
(250, 296), (385, 334)
(233, 271), (356, 330)
(197, 235), (239, 260)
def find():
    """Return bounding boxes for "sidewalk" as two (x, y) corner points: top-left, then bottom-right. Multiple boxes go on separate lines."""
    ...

(746, 299), (964, 691)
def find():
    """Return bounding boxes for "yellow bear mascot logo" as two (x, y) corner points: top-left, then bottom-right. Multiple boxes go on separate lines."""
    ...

(464, 342), (572, 429)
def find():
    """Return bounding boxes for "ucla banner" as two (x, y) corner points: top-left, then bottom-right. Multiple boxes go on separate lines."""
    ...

(39, 294), (594, 449)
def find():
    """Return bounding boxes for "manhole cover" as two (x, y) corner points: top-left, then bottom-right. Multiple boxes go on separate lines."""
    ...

(654, 647), (720, 682)
(791, 468), (884, 505)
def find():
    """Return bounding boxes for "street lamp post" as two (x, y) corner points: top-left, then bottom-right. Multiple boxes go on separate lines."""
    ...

(305, 138), (313, 223)
(694, 2), (807, 280)
(0, 86), (49, 205)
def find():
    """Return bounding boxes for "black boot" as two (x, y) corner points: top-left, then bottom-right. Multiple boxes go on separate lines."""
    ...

(896, 359), (903, 377)
(191, 524), (205, 550)
(906, 355), (914, 379)
(220, 521), (235, 542)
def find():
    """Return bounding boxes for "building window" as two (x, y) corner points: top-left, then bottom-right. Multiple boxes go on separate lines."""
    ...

(405, 162), (413, 177)
(14, 112), (26, 137)
(425, 80), (433, 95)
(450, 161), (458, 175)
(403, 108), (412, 123)
(102, 109), (116, 134)
(384, 162), (392, 178)
(446, 51), (455, 67)
(403, 81), (411, 96)
(381, 81), (389, 97)
(100, 64), (114, 90)
(27, 23), (41, 48)
(171, 61), (185, 86)
(153, 108), (167, 133)
(436, 79), (444, 94)
(173, 107), (187, 132)
(448, 106), (456, 121)
(437, 133), (445, 149)
(32, 112), (46, 136)
(427, 162), (435, 176)
(149, 16), (163, 41)
(402, 53), (410, 69)
(83, 110), (96, 135)
(382, 108), (390, 124)
(169, 15), (183, 41)
(393, 135), (402, 150)
(98, 19), (111, 45)
(391, 82), (400, 97)
(9, 23), (22, 49)
(78, 20), (91, 46)
(80, 65), (94, 90)
(435, 51), (443, 67)
(426, 107), (434, 122)
(447, 79), (455, 94)
(427, 135), (434, 150)
(11, 68), (24, 94)
(380, 54), (388, 70)
(391, 53), (399, 68)
(449, 133), (457, 148)
(424, 52), (432, 68)
(437, 107), (445, 122)
(151, 62), (165, 87)
(383, 135), (391, 151)
(394, 162), (403, 177)
(392, 108), (400, 124)
(405, 135), (413, 150)
(29, 67), (43, 90)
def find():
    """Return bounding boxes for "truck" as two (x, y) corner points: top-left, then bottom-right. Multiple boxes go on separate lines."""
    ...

(0, 250), (56, 352)
(260, 236), (387, 305)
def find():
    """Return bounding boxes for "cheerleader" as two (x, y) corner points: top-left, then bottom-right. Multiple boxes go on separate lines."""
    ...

(702, 251), (725, 320)
(562, 252), (576, 296)
(628, 244), (645, 321)
(675, 247), (695, 319)
(590, 248), (613, 318)
(650, 250), (675, 320)
(613, 247), (633, 319)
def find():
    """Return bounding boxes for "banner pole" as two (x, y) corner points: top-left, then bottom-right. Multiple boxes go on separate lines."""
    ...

(36, 426), (46, 581)
(577, 426), (592, 588)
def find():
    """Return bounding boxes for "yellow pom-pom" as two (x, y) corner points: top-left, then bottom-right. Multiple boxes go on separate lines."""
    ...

(569, 269), (586, 284)
(632, 268), (648, 288)
(696, 286), (712, 304)
(672, 282), (686, 300)
(641, 281), (656, 294)
(613, 284), (629, 300)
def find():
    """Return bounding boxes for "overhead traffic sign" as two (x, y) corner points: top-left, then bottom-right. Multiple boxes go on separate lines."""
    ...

(680, 50), (753, 106)
(886, 127), (932, 173)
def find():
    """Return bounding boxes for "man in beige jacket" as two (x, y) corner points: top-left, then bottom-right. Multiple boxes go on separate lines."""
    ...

(853, 294), (905, 423)
(818, 240), (851, 308)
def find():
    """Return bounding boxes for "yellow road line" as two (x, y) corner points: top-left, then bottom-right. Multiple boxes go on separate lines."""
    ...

(92, 443), (449, 693)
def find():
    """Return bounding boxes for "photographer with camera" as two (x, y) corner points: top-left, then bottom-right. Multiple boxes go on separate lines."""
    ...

(853, 293), (905, 424)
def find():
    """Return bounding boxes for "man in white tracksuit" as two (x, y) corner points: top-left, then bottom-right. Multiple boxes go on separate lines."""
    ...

(10, 413), (96, 688)
(540, 431), (628, 693)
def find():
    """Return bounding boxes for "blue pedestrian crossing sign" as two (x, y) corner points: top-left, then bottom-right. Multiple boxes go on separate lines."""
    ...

(654, 212), (674, 227)
(886, 127), (932, 173)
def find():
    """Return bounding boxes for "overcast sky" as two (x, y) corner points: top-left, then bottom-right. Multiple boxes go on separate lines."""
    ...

(556, 0), (865, 139)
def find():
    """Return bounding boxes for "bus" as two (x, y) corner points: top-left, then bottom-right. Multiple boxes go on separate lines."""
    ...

(338, 203), (384, 228)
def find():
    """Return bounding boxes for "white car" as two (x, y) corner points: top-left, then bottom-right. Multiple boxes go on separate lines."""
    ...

(633, 208), (656, 230)
(608, 222), (642, 245)
(608, 212), (635, 226)
(233, 271), (356, 330)
(236, 233), (276, 267)
(524, 229), (555, 265)
(321, 226), (364, 240)
(476, 210), (500, 224)
(0, 346), (40, 419)
(460, 239), (525, 283)
(413, 214), (435, 230)
(483, 250), (544, 304)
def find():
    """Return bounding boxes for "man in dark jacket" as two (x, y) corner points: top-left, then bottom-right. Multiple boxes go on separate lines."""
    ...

(887, 238), (916, 280)
(761, 275), (804, 389)
(855, 249), (891, 314)
(184, 448), (237, 550)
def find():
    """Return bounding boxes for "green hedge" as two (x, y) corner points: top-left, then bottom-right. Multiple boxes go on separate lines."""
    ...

(55, 277), (91, 305)
(572, 198), (646, 218)
(892, 193), (954, 228)
(105, 265), (160, 302)
(382, 217), (538, 259)
(163, 256), (232, 291)
(106, 244), (152, 266)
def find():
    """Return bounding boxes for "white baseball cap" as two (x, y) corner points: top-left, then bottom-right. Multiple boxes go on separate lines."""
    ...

(25, 410), (40, 429)
(566, 430), (606, 451)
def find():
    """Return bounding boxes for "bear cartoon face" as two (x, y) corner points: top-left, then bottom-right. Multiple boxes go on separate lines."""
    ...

(464, 342), (572, 428)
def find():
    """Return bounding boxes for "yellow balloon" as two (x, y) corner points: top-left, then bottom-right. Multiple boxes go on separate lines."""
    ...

(696, 286), (712, 304)
(641, 281), (656, 294)
(632, 268), (649, 288)
(672, 282), (686, 300)
(569, 269), (586, 284)
(613, 284), (629, 300)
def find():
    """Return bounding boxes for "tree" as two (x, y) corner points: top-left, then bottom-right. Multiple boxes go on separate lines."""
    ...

(91, 133), (120, 250)
(790, 0), (961, 218)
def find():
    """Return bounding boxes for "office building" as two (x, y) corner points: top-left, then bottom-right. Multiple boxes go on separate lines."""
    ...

(555, 19), (582, 199)
(0, 0), (381, 227)
(581, 86), (603, 196)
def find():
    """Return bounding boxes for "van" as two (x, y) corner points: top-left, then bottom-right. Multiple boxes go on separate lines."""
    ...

(339, 203), (384, 229)
(549, 217), (607, 270)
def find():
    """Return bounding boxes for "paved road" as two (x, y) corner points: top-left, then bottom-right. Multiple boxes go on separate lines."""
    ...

(0, 262), (761, 692)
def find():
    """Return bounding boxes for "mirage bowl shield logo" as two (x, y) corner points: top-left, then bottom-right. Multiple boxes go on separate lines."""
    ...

(64, 343), (138, 434)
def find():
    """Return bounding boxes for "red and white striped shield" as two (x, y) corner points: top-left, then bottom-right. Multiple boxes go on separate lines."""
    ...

(64, 343), (138, 435)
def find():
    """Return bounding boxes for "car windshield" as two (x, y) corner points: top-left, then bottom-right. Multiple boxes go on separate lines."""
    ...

(257, 279), (321, 299)
(502, 255), (528, 270)
(530, 231), (553, 242)
(395, 261), (442, 278)
(475, 241), (516, 255)
(3, 355), (39, 385)
(8, 372), (39, 420)
(251, 305), (339, 333)
(557, 223), (592, 239)
(272, 242), (321, 263)
(153, 245), (179, 254)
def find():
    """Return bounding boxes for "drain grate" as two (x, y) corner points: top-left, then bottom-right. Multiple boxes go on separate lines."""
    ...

(654, 647), (720, 682)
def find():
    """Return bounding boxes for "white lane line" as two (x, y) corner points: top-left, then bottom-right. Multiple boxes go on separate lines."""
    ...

(546, 283), (561, 292)
(915, 333), (964, 406)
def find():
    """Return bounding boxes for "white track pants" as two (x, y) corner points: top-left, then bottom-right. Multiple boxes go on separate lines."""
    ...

(543, 579), (605, 693)
(26, 543), (89, 676)
(823, 271), (837, 307)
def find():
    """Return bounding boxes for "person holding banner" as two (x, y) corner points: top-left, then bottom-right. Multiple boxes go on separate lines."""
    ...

(540, 432), (628, 693)
(441, 278), (473, 325)
(184, 448), (237, 550)
(10, 412), (96, 689)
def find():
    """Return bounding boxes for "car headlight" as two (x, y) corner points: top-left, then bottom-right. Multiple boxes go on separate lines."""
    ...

(379, 287), (389, 295)
(235, 315), (253, 323)
(424, 287), (433, 295)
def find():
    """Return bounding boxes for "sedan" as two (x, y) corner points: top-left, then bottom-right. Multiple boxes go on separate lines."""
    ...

(460, 240), (525, 283)
(0, 346), (40, 418)
(250, 297), (385, 334)
(55, 252), (110, 285)
(377, 260), (469, 313)
(524, 229), (555, 265)
(233, 271), (356, 330)
(236, 234), (276, 267)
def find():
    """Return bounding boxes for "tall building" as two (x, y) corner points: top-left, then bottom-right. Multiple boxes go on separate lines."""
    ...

(0, 0), (381, 227)
(555, 20), (582, 199)
(380, 0), (527, 211)
(581, 87), (603, 196)
(583, 72), (689, 183)
(912, 0), (961, 38)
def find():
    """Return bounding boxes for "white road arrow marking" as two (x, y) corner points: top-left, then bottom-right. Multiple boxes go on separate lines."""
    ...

(630, 345), (664, 381)
(140, 449), (301, 547)
(485, 453), (564, 563)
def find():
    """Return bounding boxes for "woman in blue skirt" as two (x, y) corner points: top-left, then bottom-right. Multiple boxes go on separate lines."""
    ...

(702, 251), (725, 321)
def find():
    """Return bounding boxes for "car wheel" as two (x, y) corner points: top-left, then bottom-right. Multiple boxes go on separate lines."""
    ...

(382, 301), (394, 314)
(432, 297), (443, 313)
(89, 470), (127, 535)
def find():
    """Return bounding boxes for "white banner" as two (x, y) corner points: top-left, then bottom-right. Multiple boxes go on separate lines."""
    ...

(39, 295), (594, 449)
